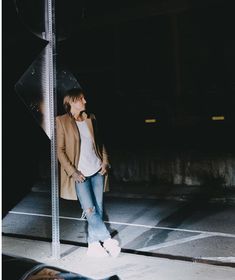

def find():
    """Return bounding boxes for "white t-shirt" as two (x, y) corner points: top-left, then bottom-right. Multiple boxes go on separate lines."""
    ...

(76, 120), (102, 176)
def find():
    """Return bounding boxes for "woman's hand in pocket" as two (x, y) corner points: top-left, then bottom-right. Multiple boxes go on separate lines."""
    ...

(72, 170), (86, 183)
(99, 163), (109, 175)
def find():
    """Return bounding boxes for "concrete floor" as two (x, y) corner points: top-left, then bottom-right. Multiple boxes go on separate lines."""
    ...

(2, 236), (235, 280)
(2, 188), (235, 279)
(3, 191), (235, 260)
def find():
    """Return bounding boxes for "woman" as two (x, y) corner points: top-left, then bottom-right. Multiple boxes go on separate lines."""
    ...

(56, 88), (120, 257)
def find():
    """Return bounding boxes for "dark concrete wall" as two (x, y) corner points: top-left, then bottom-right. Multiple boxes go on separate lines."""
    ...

(110, 150), (235, 188)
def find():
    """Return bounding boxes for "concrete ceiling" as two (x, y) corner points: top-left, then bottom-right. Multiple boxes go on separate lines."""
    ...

(79, 0), (227, 29)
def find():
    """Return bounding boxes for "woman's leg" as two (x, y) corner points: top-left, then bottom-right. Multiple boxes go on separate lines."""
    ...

(90, 172), (105, 218)
(91, 172), (121, 257)
(75, 177), (110, 244)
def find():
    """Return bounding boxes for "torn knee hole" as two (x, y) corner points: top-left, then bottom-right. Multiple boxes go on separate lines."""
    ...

(82, 206), (95, 218)
(86, 207), (95, 214)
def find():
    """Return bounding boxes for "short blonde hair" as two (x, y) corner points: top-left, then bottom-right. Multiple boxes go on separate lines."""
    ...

(63, 88), (84, 113)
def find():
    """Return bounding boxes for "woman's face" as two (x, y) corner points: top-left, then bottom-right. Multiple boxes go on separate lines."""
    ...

(70, 94), (87, 113)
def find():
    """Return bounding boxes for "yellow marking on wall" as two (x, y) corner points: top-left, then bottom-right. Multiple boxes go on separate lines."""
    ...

(211, 116), (225, 121)
(145, 119), (157, 123)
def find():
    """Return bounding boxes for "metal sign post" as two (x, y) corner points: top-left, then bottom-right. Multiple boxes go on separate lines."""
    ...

(46, 0), (60, 259)
(14, 0), (60, 259)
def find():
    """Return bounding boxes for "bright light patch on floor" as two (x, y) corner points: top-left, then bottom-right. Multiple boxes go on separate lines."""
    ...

(211, 116), (225, 121)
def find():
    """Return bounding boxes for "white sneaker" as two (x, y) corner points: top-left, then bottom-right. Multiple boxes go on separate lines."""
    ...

(103, 238), (121, 257)
(87, 242), (109, 257)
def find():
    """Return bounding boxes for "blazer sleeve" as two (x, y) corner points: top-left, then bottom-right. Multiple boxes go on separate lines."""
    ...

(56, 116), (77, 177)
(102, 144), (110, 168)
(91, 113), (111, 168)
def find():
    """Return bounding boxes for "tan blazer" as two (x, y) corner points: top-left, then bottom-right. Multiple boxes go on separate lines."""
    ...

(56, 112), (110, 200)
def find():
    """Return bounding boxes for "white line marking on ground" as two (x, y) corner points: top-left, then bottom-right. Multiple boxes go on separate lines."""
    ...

(201, 257), (235, 262)
(8, 211), (235, 238)
(139, 233), (212, 251)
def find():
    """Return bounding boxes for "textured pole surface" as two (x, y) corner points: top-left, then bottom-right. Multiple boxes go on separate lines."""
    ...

(46, 0), (60, 259)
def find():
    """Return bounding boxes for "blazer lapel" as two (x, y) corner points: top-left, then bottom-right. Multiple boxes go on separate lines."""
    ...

(68, 112), (94, 141)
(69, 117), (80, 141)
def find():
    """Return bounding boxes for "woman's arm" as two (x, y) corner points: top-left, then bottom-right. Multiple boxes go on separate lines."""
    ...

(102, 144), (110, 168)
(91, 114), (111, 168)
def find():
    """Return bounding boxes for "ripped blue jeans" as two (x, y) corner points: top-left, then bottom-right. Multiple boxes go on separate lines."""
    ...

(75, 171), (111, 244)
